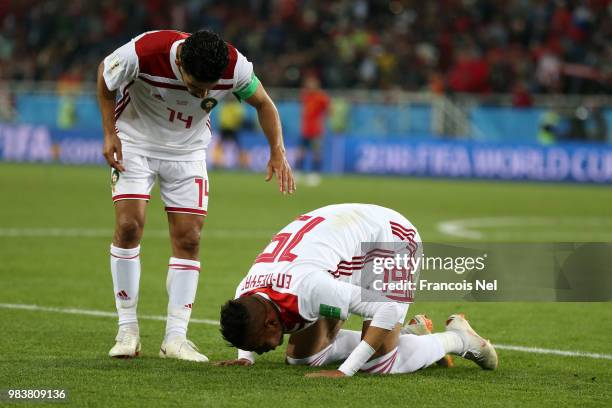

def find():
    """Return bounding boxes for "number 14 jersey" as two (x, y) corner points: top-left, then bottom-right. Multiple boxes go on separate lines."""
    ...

(102, 30), (257, 161)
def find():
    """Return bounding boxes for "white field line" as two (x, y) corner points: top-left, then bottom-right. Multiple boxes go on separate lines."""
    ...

(0, 302), (219, 326)
(437, 216), (612, 240)
(2, 303), (611, 361)
(493, 344), (612, 360)
(0, 228), (273, 239)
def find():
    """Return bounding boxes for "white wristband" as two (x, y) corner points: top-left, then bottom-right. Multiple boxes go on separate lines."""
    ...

(338, 340), (376, 376)
(238, 349), (255, 363)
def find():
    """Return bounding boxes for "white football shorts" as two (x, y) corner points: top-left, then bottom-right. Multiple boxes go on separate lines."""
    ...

(110, 152), (209, 216)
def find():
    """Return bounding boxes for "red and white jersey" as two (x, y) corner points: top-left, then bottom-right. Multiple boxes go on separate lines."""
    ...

(235, 204), (421, 333)
(102, 30), (256, 160)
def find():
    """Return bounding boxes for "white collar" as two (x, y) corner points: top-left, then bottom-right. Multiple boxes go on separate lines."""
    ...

(169, 39), (186, 81)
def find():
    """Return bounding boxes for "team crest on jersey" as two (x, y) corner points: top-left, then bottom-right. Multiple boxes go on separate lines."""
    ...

(111, 169), (120, 192)
(201, 97), (217, 113)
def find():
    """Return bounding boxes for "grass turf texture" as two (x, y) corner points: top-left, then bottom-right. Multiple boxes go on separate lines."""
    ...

(0, 162), (611, 407)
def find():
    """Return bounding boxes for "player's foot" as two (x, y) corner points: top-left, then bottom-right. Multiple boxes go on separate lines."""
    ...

(159, 337), (209, 363)
(445, 313), (498, 370)
(402, 314), (433, 335)
(109, 327), (141, 358)
(402, 314), (454, 368)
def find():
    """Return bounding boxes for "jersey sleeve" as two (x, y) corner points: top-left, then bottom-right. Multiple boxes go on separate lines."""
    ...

(347, 286), (409, 330)
(232, 50), (260, 101)
(297, 272), (353, 322)
(102, 40), (139, 91)
(301, 274), (408, 330)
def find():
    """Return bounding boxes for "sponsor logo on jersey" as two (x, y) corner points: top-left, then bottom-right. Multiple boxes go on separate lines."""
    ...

(108, 55), (121, 72)
(201, 97), (217, 113)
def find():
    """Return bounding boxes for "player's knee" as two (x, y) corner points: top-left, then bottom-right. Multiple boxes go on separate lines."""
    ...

(285, 354), (311, 366)
(114, 218), (143, 246)
(174, 227), (201, 255)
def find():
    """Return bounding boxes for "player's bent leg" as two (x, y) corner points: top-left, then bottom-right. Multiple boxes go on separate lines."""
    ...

(402, 314), (454, 367)
(286, 319), (360, 367)
(358, 321), (401, 374)
(109, 200), (148, 358)
(159, 212), (208, 362)
(390, 333), (447, 374)
(359, 320), (448, 375)
(381, 313), (498, 374)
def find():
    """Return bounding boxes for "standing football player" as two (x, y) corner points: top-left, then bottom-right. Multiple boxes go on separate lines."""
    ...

(218, 204), (497, 376)
(97, 29), (295, 362)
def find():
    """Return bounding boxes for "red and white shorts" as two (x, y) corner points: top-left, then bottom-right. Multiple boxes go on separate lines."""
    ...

(111, 152), (209, 216)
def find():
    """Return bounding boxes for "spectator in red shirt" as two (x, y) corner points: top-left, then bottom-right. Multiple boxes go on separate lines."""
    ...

(512, 81), (533, 108)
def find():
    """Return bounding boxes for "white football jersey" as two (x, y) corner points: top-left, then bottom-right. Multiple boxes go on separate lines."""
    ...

(103, 30), (257, 160)
(235, 204), (421, 333)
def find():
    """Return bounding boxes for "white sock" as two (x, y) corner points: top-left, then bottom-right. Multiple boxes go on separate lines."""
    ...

(110, 244), (141, 332)
(360, 347), (399, 374)
(165, 257), (200, 341)
(392, 334), (446, 374)
(432, 331), (464, 354)
(324, 329), (361, 364)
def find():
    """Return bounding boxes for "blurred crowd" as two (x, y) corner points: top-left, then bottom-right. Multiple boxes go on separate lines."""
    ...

(0, 0), (610, 95)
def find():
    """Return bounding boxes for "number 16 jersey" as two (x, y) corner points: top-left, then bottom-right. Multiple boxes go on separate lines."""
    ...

(235, 204), (421, 333)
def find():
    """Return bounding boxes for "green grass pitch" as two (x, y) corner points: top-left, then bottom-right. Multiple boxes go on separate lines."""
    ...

(0, 162), (611, 407)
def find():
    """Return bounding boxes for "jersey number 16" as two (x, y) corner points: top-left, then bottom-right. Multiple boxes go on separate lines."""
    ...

(254, 215), (325, 264)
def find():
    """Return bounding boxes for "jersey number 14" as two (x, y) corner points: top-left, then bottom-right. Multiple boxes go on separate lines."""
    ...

(167, 108), (193, 129)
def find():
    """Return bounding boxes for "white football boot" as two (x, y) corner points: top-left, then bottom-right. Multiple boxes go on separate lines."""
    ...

(402, 314), (454, 367)
(109, 327), (141, 358)
(401, 314), (433, 335)
(159, 338), (209, 363)
(445, 313), (498, 370)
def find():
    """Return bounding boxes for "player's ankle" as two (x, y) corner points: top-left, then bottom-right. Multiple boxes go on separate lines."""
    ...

(119, 322), (139, 332)
(164, 331), (187, 343)
(432, 332), (464, 355)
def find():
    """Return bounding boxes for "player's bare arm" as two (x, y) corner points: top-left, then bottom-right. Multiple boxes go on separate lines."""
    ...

(96, 62), (125, 172)
(245, 84), (295, 194)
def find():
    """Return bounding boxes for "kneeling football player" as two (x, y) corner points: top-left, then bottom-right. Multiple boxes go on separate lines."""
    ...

(217, 204), (498, 377)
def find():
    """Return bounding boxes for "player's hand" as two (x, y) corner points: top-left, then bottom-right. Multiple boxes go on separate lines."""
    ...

(103, 132), (126, 172)
(214, 358), (254, 367)
(305, 370), (346, 378)
(266, 148), (295, 194)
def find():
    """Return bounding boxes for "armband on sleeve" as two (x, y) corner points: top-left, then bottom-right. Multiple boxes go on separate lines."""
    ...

(233, 73), (260, 101)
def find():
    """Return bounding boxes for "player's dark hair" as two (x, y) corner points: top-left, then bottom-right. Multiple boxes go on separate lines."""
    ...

(180, 30), (229, 82)
(220, 299), (251, 349)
